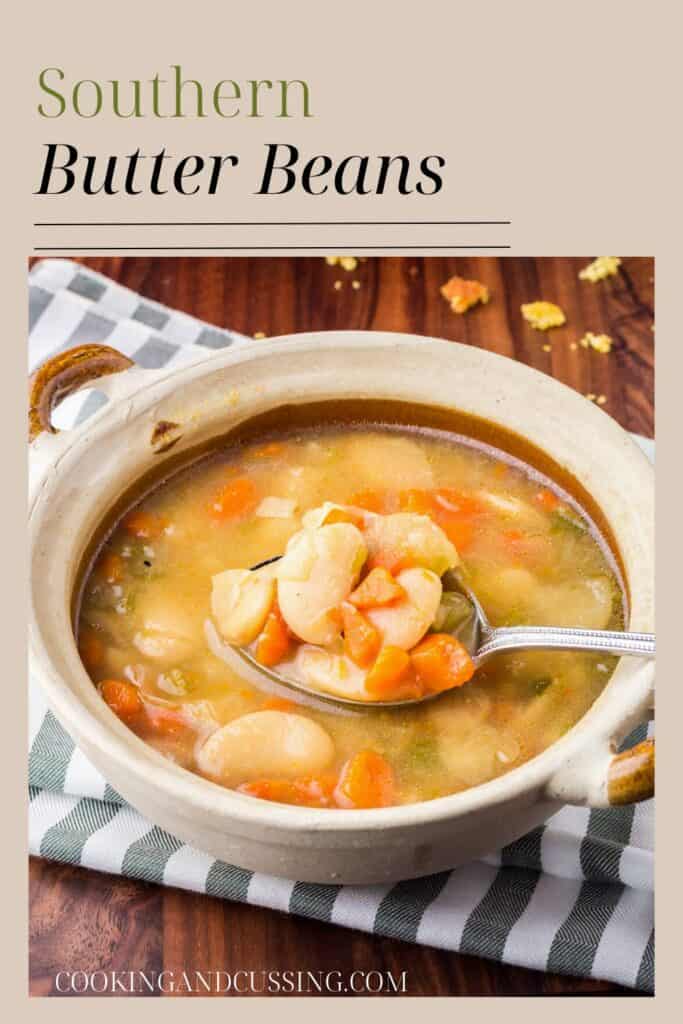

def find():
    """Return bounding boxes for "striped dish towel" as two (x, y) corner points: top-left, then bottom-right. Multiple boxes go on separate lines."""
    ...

(28, 260), (655, 993)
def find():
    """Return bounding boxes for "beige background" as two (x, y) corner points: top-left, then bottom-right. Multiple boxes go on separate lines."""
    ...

(9, 0), (676, 1014)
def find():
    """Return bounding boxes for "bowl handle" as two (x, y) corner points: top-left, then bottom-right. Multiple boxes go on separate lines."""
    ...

(606, 739), (654, 806)
(545, 736), (654, 808)
(28, 343), (135, 442)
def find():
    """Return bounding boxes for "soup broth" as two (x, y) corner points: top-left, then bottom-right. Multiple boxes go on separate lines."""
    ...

(77, 423), (624, 808)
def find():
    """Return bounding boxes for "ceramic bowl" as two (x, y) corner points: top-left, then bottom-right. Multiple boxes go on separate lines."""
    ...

(28, 333), (654, 883)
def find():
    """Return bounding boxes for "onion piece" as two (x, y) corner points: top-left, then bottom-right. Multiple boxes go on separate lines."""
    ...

(255, 496), (298, 519)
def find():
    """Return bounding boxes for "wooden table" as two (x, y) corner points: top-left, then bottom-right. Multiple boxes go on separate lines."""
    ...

(29, 256), (654, 997)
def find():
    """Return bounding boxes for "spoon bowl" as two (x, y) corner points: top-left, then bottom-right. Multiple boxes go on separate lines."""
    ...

(238, 561), (656, 709)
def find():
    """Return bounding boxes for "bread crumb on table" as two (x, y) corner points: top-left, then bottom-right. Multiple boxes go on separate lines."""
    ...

(325, 256), (359, 272)
(579, 256), (622, 283)
(521, 301), (566, 331)
(440, 276), (490, 314)
(253, 331), (267, 340)
(579, 331), (613, 354)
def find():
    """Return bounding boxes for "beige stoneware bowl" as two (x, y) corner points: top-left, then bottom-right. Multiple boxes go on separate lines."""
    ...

(28, 333), (654, 883)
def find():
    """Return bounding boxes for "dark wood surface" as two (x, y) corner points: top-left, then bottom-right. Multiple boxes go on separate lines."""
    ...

(28, 256), (654, 997)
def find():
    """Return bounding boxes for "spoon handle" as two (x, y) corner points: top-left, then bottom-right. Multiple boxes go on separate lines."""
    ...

(474, 627), (655, 664)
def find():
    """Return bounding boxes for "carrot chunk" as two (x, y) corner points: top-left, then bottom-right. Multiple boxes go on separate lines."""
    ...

(251, 442), (284, 458)
(78, 629), (104, 672)
(398, 488), (433, 515)
(534, 488), (561, 512)
(255, 604), (292, 667)
(431, 489), (484, 517)
(411, 633), (475, 693)
(349, 490), (393, 514)
(349, 567), (406, 609)
(99, 552), (124, 584)
(334, 750), (396, 809)
(122, 509), (167, 539)
(143, 704), (188, 738)
(341, 602), (382, 668)
(364, 646), (419, 700)
(239, 776), (336, 808)
(261, 696), (296, 712)
(208, 477), (258, 520)
(430, 488), (484, 552)
(322, 506), (367, 529)
(98, 679), (143, 724)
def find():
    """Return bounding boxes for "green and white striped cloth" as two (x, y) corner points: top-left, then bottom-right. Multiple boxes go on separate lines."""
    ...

(29, 260), (655, 992)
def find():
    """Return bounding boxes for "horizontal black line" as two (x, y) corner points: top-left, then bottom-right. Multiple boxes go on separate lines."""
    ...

(35, 220), (511, 228)
(34, 245), (512, 252)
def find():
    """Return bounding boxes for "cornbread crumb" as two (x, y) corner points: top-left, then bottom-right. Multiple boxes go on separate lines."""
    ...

(580, 331), (613, 354)
(351, 280), (361, 290)
(579, 256), (622, 283)
(570, 342), (578, 351)
(440, 275), (490, 314)
(542, 344), (552, 352)
(333, 280), (343, 291)
(521, 301), (566, 331)
(325, 256), (359, 272)
(253, 331), (266, 340)
(585, 393), (597, 402)
(597, 395), (607, 405)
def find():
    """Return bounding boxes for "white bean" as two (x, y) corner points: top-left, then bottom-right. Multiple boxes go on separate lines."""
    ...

(295, 645), (368, 701)
(363, 513), (459, 575)
(277, 523), (367, 644)
(211, 566), (276, 645)
(133, 586), (200, 664)
(196, 711), (335, 786)
(343, 433), (434, 490)
(366, 568), (442, 650)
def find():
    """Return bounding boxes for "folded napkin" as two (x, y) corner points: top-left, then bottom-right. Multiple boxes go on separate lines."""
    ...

(28, 259), (655, 992)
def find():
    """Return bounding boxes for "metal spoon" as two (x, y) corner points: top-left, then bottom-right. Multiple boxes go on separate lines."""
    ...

(234, 559), (655, 709)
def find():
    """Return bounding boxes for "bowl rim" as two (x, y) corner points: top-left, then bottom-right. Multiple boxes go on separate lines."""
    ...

(29, 330), (655, 836)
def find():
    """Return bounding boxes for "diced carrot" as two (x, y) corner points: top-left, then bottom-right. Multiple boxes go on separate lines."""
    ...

(208, 477), (258, 520)
(411, 633), (475, 694)
(252, 442), (284, 458)
(435, 515), (475, 551)
(239, 776), (336, 808)
(98, 679), (143, 724)
(122, 509), (167, 539)
(364, 646), (419, 700)
(323, 506), (366, 529)
(261, 696), (296, 713)
(349, 490), (393, 514)
(99, 552), (124, 584)
(502, 528), (524, 544)
(341, 602), (382, 668)
(431, 488), (484, 517)
(398, 488), (433, 515)
(349, 567), (406, 609)
(535, 488), (561, 512)
(366, 549), (406, 575)
(334, 750), (395, 809)
(429, 489), (484, 553)
(255, 604), (292, 667)
(78, 629), (104, 672)
(143, 704), (187, 738)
